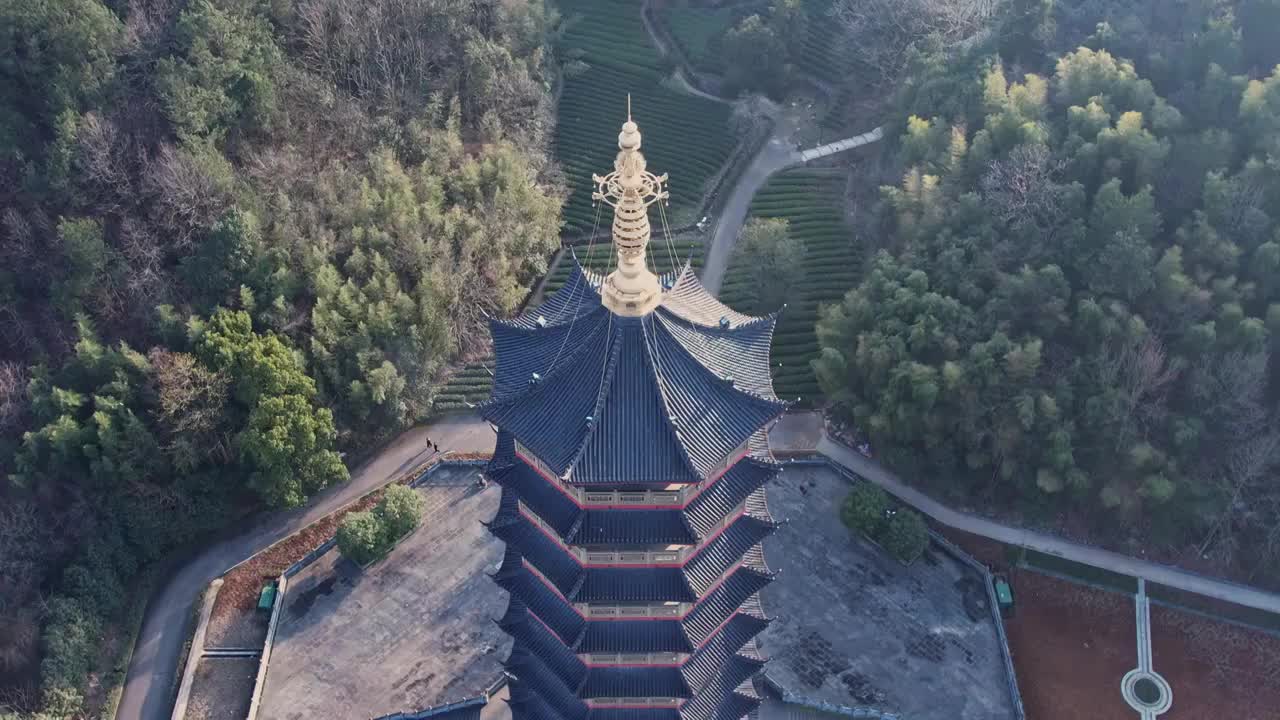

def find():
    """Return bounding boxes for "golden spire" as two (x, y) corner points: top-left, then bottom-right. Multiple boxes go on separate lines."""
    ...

(592, 96), (669, 316)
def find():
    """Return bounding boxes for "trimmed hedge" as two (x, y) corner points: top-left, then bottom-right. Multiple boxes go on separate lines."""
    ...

(840, 482), (928, 564)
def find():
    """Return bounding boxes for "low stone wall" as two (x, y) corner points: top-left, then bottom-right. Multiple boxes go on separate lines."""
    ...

(170, 579), (223, 720)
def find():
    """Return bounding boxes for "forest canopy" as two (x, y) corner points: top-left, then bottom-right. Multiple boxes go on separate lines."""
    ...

(817, 0), (1280, 583)
(0, 0), (561, 715)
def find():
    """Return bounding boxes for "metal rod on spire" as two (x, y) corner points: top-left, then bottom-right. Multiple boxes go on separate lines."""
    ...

(627, 94), (631, 122)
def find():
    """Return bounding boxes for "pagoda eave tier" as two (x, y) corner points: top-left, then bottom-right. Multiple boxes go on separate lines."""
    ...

(482, 263), (786, 486)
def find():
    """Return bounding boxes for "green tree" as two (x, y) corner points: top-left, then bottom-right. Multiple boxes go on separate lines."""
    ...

(154, 0), (283, 142)
(727, 218), (803, 314)
(840, 482), (890, 536)
(336, 510), (387, 566)
(376, 484), (424, 540)
(196, 309), (348, 506)
(240, 392), (347, 507)
(881, 508), (928, 564)
(0, 0), (123, 161)
(722, 14), (786, 96)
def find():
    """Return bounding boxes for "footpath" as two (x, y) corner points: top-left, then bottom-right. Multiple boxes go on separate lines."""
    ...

(769, 412), (1280, 615)
(116, 416), (495, 720)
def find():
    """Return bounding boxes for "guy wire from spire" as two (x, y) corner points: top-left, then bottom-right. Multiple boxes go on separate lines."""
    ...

(542, 193), (604, 378)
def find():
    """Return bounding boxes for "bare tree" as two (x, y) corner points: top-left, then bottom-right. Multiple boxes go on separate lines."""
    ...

(74, 112), (135, 213)
(981, 144), (1069, 227)
(149, 349), (230, 435)
(832, 0), (1001, 84)
(0, 362), (29, 441)
(143, 143), (233, 251)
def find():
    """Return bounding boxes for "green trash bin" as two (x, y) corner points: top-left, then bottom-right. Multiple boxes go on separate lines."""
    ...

(258, 582), (278, 611)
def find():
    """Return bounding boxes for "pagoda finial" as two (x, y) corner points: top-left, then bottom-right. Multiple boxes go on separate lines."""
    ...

(592, 98), (669, 316)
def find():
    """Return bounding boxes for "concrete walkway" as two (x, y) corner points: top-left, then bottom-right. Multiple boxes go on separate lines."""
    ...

(814, 434), (1280, 615)
(117, 415), (495, 720)
(798, 127), (884, 162)
(699, 129), (883, 296)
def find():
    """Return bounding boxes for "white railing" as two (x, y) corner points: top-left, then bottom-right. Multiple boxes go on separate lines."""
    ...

(584, 652), (685, 666)
(587, 698), (683, 707)
(579, 603), (690, 618)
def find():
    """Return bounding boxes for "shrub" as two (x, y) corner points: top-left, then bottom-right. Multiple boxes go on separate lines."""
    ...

(841, 482), (890, 535)
(881, 508), (929, 564)
(376, 485), (424, 541)
(40, 597), (102, 691)
(336, 510), (387, 566)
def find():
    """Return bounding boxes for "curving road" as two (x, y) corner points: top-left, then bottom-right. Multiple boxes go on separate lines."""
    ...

(814, 433), (1280, 615)
(117, 415), (495, 720)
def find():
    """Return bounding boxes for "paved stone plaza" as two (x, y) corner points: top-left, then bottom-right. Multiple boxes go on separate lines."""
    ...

(258, 466), (510, 720)
(758, 464), (1018, 719)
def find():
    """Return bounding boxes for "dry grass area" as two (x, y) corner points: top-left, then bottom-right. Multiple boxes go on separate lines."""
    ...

(214, 490), (382, 628)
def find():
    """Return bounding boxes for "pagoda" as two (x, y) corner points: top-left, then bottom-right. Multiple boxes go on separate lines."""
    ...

(483, 104), (786, 720)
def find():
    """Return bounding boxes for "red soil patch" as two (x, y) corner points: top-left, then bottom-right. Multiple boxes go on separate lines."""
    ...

(1151, 605), (1280, 720)
(943, 528), (1280, 719)
(1004, 571), (1137, 720)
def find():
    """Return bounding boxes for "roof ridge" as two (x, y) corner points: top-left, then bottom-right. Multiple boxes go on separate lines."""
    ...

(639, 314), (704, 480)
(481, 309), (611, 416)
(564, 323), (625, 476)
(649, 314), (788, 410)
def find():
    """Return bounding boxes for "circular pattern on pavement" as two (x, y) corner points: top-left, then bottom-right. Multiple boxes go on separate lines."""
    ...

(1121, 669), (1173, 716)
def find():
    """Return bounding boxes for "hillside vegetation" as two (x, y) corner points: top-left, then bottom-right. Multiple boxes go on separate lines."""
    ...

(0, 0), (561, 715)
(816, 0), (1280, 583)
(554, 0), (734, 235)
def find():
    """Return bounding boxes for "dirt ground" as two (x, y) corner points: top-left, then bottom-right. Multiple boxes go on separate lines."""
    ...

(1003, 572), (1138, 720)
(942, 529), (1280, 720)
(185, 657), (257, 720)
(205, 591), (269, 649)
(1151, 604), (1280, 720)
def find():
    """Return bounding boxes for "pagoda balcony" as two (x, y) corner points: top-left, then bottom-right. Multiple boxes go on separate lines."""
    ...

(514, 439), (750, 500)
(578, 603), (691, 618)
(583, 652), (686, 666)
(585, 698), (684, 708)
(518, 499), (750, 566)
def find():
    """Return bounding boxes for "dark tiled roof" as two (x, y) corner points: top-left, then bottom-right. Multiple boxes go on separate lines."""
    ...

(571, 509), (695, 545)
(494, 563), (584, 645)
(509, 677), (574, 720)
(375, 697), (486, 720)
(660, 265), (758, 329)
(483, 263), (785, 485)
(681, 615), (770, 694)
(682, 517), (777, 596)
(681, 568), (773, 645)
(576, 568), (694, 603)
(577, 619), (691, 654)
(508, 648), (590, 720)
(499, 600), (586, 692)
(588, 709), (681, 720)
(683, 460), (777, 538)
(494, 458), (582, 537)
(580, 667), (689, 699)
(488, 495), (582, 597)
(679, 656), (764, 720)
